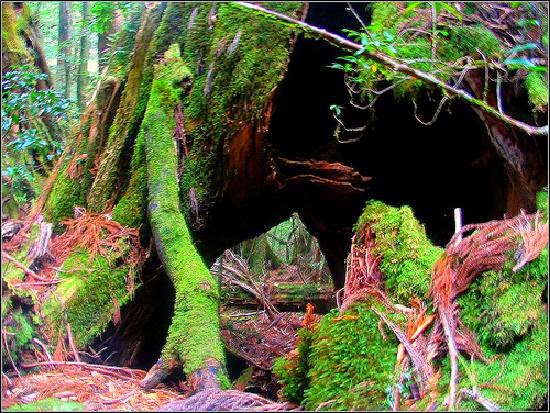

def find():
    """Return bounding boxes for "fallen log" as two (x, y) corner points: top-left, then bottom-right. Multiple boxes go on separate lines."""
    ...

(221, 281), (335, 314)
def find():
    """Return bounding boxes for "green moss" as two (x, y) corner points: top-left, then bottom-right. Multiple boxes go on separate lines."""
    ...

(460, 243), (547, 350)
(111, 130), (147, 228)
(2, 309), (36, 366)
(142, 43), (226, 378)
(42, 249), (135, 348)
(455, 319), (548, 411)
(440, 24), (502, 62)
(525, 72), (548, 109)
(87, 5), (163, 213)
(273, 328), (314, 404)
(4, 398), (85, 412)
(180, 3), (303, 217)
(43, 112), (94, 224)
(1, 3), (30, 56)
(457, 209), (548, 410)
(351, 4), (503, 100)
(354, 200), (443, 303)
(536, 189), (548, 219)
(43, 161), (86, 224)
(302, 302), (397, 410)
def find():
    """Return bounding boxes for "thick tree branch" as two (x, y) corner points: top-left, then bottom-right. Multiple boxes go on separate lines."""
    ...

(232, 2), (548, 137)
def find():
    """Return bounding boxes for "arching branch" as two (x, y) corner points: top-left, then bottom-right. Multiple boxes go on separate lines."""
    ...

(232, 2), (548, 137)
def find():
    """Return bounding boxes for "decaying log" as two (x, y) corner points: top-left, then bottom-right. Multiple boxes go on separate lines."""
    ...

(222, 280), (334, 313)
(275, 157), (371, 196)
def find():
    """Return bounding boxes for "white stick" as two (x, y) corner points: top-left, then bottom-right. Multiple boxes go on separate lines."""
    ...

(454, 208), (462, 245)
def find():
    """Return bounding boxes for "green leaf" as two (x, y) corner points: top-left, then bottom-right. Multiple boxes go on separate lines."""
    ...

(404, 2), (423, 15)
(329, 104), (343, 117)
(437, 2), (463, 21)
(505, 43), (540, 57)
(503, 57), (536, 68)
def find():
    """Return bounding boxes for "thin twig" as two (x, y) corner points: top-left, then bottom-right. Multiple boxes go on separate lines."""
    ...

(496, 71), (504, 114)
(19, 361), (146, 381)
(2, 328), (21, 378)
(458, 388), (501, 411)
(66, 323), (81, 362)
(413, 96), (449, 125)
(32, 338), (53, 362)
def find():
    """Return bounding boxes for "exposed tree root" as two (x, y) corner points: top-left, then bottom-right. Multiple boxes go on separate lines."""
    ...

(340, 208), (548, 411)
(159, 389), (296, 412)
(139, 44), (227, 391)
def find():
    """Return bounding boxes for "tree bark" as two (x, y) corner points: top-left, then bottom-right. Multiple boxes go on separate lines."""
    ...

(76, 1), (90, 111)
(57, 1), (71, 99)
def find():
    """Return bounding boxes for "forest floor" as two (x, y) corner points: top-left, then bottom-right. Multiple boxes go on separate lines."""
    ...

(1, 364), (188, 411)
(2, 309), (312, 411)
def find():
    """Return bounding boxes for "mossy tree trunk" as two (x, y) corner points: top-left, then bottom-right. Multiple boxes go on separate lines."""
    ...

(38, 2), (306, 391)
(139, 45), (227, 390)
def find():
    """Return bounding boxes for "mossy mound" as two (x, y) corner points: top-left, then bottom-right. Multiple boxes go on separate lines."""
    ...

(354, 200), (443, 303)
(275, 199), (548, 411)
(42, 248), (135, 348)
(274, 301), (398, 411)
(457, 210), (548, 411)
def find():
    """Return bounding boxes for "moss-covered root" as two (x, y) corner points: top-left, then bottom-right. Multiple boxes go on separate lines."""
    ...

(138, 44), (227, 391)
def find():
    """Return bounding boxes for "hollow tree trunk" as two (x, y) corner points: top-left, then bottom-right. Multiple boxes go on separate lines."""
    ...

(34, 2), (547, 396)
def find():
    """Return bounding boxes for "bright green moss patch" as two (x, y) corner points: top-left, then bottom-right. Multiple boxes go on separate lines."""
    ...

(459, 243), (548, 350)
(537, 189), (548, 219)
(4, 398), (85, 412)
(354, 201), (443, 303)
(525, 72), (548, 108)
(456, 319), (548, 411)
(343, 4), (504, 100)
(457, 209), (548, 409)
(303, 302), (396, 411)
(142, 43), (226, 378)
(273, 328), (314, 404)
(42, 249), (134, 348)
(43, 113), (95, 224)
(111, 130), (147, 228)
(43, 161), (87, 224)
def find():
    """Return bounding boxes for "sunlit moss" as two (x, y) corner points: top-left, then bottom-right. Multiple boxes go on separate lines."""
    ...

(525, 72), (549, 109)
(354, 200), (443, 302)
(304, 302), (396, 410)
(4, 398), (84, 412)
(141, 43), (226, 380)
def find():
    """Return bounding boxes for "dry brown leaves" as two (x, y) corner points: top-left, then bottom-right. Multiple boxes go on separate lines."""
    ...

(51, 208), (143, 265)
(1, 365), (188, 412)
(221, 310), (304, 370)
